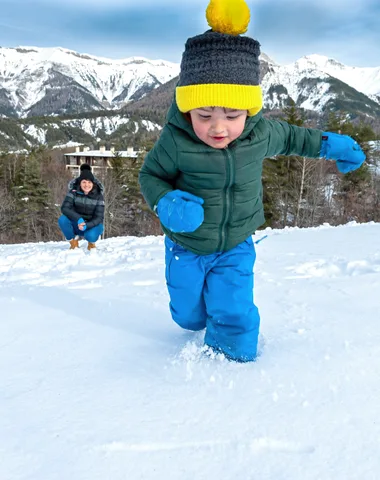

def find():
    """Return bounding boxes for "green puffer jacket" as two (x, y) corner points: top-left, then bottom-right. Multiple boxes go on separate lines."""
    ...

(139, 102), (322, 255)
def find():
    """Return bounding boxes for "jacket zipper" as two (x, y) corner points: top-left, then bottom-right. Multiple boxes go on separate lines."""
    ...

(84, 195), (88, 217)
(78, 191), (88, 219)
(218, 147), (234, 252)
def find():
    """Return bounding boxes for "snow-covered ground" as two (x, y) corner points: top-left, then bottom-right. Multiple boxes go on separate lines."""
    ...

(1, 223), (380, 480)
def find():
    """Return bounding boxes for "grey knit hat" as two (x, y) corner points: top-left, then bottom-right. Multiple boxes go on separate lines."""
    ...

(175, 0), (263, 116)
(179, 32), (260, 87)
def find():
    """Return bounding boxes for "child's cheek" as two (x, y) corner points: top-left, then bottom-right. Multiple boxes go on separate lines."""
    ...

(194, 125), (207, 142)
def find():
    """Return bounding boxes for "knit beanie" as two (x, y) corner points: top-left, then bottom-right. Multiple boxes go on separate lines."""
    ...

(78, 163), (95, 183)
(176, 0), (262, 117)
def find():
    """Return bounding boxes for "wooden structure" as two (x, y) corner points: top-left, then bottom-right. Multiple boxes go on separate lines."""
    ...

(64, 146), (139, 176)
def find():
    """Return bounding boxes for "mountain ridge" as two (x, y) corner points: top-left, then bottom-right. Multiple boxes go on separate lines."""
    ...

(1, 46), (380, 119)
(0, 46), (180, 117)
(1, 46), (380, 150)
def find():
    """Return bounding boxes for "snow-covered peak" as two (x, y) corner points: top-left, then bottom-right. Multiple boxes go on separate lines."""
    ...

(1, 45), (380, 119)
(292, 54), (380, 96)
(0, 46), (180, 115)
(116, 56), (173, 67)
(259, 53), (278, 66)
(0, 45), (178, 71)
(260, 52), (380, 114)
(295, 54), (345, 70)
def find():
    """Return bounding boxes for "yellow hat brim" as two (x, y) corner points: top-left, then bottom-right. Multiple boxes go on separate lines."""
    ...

(176, 83), (262, 116)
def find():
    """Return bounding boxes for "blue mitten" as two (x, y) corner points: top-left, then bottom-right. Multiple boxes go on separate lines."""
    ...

(78, 218), (87, 231)
(156, 190), (204, 233)
(320, 132), (366, 173)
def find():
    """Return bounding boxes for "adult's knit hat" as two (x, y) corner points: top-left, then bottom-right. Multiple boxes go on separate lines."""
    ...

(176, 0), (262, 116)
(78, 163), (95, 183)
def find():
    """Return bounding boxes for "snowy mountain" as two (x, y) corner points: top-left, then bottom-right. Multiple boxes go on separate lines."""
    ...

(1, 47), (380, 151)
(128, 53), (380, 122)
(294, 55), (380, 98)
(1, 222), (380, 479)
(1, 46), (380, 120)
(0, 46), (180, 117)
(260, 54), (380, 116)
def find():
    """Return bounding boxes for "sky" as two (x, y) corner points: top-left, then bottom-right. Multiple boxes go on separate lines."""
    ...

(0, 0), (379, 67)
(1, 222), (380, 479)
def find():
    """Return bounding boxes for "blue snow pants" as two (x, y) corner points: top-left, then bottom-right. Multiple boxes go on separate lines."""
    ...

(165, 236), (260, 362)
(58, 215), (104, 243)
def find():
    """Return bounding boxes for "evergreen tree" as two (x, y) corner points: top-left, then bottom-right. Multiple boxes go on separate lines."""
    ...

(109, 151), (126, 183)
(125, 155), (144, 208)
(326, 112), (343, 133)
(0, 152), (17, 241)
(330, 120), (374, 223)
(124, 143), (161, 236)
(282, 101), (304, 127)
(12, 150), (51, 242)
(101, 152), (128, 239)
(262, 101), (306, 227)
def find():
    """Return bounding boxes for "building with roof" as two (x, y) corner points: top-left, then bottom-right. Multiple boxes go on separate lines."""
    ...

(64, 146), (140, 176)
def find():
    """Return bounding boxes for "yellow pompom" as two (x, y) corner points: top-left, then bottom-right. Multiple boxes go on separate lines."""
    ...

(206, 0), (250, 36)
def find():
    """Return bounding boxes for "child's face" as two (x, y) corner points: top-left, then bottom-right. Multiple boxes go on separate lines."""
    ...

(189, 107), (248, 149)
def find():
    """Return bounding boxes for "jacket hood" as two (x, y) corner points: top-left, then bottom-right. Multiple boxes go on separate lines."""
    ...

(69, 177), (104, 195)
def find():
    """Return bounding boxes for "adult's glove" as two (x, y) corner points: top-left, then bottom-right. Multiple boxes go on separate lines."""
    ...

(78, 217), (87, 231)
(320, 132), (366, 174)
(156, 190), (204, 233)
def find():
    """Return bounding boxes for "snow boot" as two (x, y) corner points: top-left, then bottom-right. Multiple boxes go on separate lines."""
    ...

(69, 238), (79, 249)
(87, 242), (96, 251)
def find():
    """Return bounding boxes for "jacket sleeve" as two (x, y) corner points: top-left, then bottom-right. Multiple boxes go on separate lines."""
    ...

(86, 193), (105, 229)
(139, 126), (179, 211)
(264, 118), (323, 159)
(61, 192), (82, 222)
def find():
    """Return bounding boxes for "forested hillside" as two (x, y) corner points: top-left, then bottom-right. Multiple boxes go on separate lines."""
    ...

(1, 105), (379, 245)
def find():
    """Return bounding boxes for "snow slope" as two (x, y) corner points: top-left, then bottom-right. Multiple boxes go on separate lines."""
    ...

(1, 223), (380, 480)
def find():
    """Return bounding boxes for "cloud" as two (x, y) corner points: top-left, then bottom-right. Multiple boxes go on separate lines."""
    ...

(0, 0), (378, 67)
(248, 0), (380, 66)
(31, 0), (379, 11)
(35, 0), (206, 5)
(0, 22), (36, 34)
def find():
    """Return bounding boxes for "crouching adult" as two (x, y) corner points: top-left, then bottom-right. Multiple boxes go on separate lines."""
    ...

(58, 165), (104, 250)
